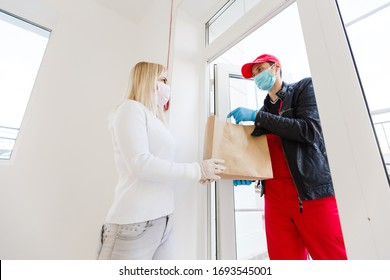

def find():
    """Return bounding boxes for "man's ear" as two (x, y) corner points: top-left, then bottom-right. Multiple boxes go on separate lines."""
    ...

(275, 63), (282, 77)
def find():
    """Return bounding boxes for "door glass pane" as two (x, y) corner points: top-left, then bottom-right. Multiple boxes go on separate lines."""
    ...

(206, 0), (262, 45)
(229, 77), (267, 260)
(336, 1), (390, 177)
(210, 2), (311, 259)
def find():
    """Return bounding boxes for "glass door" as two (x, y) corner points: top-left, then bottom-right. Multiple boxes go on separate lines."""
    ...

(213, 63), (267, 260)
(210, 2), (312, 259)
(336, 0), (390, 177)
(206, 0), (390, 260)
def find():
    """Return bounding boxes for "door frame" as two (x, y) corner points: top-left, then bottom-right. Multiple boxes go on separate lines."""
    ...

(297, 0), (390, 259)
(213, 63), (241, 260)
(205, 0), (390, 259)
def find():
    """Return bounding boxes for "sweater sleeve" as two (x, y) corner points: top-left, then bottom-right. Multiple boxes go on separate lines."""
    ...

(112, 101), (201, 182)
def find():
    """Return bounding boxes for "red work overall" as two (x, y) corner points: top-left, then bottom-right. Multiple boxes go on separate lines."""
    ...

(264, 134), (347, 260)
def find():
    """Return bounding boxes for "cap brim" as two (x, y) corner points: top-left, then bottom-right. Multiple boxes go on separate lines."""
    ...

(241, 63), (255, 79)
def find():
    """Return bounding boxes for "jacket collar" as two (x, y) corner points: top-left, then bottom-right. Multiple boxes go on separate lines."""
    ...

(276, 81), (289, 100)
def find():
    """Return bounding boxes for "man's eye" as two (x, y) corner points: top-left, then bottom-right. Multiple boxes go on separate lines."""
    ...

(253, 67), (261, 76)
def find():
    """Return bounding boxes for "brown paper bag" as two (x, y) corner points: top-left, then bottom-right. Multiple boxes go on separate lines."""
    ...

(203, 115), (273, 180)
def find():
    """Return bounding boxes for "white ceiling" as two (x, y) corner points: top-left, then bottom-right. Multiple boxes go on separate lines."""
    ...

(94, 0), (228, 24)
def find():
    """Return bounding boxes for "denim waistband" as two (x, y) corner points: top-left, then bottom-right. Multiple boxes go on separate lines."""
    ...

(103, 214), (173, 230)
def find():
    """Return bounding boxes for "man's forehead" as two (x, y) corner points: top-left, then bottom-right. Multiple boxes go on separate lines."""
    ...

(252, 62), (270, 69)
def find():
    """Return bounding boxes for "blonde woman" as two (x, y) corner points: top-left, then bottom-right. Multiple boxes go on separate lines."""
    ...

(97, 62), (225, 260)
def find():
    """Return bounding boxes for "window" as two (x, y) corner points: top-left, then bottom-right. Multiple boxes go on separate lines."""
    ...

(0, 9), (50, 160)
(206, 0), (261, 45)
(336, 0), (390, 176)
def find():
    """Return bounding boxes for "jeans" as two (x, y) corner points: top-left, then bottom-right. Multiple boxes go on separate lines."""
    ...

(97, 214), (174, 260)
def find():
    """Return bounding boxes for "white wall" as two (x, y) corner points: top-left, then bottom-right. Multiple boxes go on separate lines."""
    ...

(0, 0), (206, 259)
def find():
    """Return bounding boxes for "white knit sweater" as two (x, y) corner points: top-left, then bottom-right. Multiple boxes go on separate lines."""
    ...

(105, 100), (201, 224)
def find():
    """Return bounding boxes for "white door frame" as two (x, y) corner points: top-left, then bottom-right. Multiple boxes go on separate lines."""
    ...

(213, 64), (239, 260)
(297, 0), (390, 259)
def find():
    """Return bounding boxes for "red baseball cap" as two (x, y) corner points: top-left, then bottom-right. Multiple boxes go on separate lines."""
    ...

(241, 54), (280, 79)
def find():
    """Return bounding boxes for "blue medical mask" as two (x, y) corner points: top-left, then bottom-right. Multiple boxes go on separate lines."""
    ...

(254, 65), (276, 91)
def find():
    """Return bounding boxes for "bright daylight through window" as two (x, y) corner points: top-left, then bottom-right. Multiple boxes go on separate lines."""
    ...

(0, 9), (50, 160)
(337, 0), (390, 175)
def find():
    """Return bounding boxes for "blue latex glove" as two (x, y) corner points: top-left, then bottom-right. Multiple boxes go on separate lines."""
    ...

(227, 107), (257, 124)
(233, 180), (253, 187)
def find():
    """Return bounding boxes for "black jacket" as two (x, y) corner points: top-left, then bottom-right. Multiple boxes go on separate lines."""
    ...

(252, 77), (334, 200)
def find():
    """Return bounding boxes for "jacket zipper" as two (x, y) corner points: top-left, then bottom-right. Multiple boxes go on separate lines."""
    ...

(298, 197), (303, 213)
(278, 99), (304, 214)
(279, 108), (294, 116)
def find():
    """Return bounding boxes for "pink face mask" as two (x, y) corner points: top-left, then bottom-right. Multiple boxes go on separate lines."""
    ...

(156, 81), (171, 107)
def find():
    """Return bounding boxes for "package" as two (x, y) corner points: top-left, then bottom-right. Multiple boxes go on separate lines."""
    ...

(203, 115), (273, 180)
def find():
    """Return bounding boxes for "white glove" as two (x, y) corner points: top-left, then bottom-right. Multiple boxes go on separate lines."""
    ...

(199, 158), (226, 184)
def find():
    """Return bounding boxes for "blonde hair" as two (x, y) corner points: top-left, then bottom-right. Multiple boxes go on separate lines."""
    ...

(125, 61), (167, 123)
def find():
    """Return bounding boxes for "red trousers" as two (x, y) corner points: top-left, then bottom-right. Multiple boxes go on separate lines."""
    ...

(264, 134), (347, 260)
